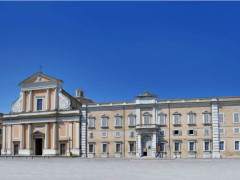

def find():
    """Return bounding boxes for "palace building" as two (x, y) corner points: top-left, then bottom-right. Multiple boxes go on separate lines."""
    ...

(1, 72), (240, 158)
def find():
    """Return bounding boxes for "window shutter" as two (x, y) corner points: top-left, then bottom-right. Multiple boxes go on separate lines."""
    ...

(179, 130), (182, 136)
(194, 130), (197, 135)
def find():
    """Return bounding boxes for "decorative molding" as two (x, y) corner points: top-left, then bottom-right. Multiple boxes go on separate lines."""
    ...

(59, 92), (71, 109)
(11, 92), (23, 113)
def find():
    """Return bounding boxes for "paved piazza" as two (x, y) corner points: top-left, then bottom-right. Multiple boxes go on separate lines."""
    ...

(0, 158), (239, 180)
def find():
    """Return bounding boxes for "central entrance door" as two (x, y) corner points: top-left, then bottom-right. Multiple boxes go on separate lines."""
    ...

(35, 138), (43, 155)
(142, 135), (152, 156)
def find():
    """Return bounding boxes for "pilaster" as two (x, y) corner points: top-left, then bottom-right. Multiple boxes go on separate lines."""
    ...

(212, 103), (220, 158)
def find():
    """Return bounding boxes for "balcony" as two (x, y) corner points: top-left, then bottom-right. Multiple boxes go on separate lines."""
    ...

(136, 124), (158, 130)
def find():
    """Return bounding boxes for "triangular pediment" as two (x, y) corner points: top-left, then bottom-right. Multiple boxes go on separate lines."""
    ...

(19, 72), (62, 86)
(32, 131), (45, 137)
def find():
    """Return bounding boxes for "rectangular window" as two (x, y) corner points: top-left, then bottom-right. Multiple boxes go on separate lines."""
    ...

(173, 115), (181, 125)
(89, 132), (94, 138)
(234, 128), (240, 134)
(37, 99), (43, 111)
(129, 131), (134, 137)
(102, 143), (108, 153)
(174, 142), (181, 152)
(188, 114), (196, 125)
(159, 130), (165, 137)
(115, 116), (122, 127)
(144, 116), (150, 124)
(89, 144), (94, 153)
(129, 142), (135, 152)
(102, 132), (107, 138)
(88, 118), (95, 128)
(203, 114), (211, 124)
(219, 113), (225, 124)
(234, 113), (240, 123)
(160, 142), (165, 152)
(159, 114), (166, 125)
(219, 128), (225, 134)
(115, 131), (121, 137)
(235, 141), (239, 151)
(219, 141), (225, 151)
(101, 118), (108, 128)
(129, 116), (136, 126)
(116, 143), (121, 153)
(189, 141), (195, 151)
(188, 130), (196, 135)
(203, 128), (211, 135)
(173, 130), (182, 136)
(204, 141), (210, 151)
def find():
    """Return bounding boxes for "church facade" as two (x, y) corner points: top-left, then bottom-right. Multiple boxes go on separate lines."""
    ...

(1, 72), (240, 158)
(1, 73), (83, 156)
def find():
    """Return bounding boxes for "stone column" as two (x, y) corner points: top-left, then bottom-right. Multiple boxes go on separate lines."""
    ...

(152, 132), (157, 156)
(28, 124), (31, 149)
(54, 88), (58, 110)
(22, 91), (25, 112)
(69, 122), (73, 152)
(75, 122), (80, 149)
(20, 124), (24, 149)
(7, 125), (12, 151)
(137, 134), (142, 157)
(29, 90), (33, 112)
(53, 123), (57, 149)
(2, 125), (6, 151)
(212, 103), (220, 158)
(45, 123), (49, 149)
(81, 112), (87, 157)
(46, 89), (50, 111)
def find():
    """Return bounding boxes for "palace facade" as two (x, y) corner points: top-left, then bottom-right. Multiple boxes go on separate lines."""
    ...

(1, 72), (240, 158)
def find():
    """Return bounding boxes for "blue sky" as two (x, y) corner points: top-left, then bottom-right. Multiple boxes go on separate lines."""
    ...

(0, 2), (240, 114)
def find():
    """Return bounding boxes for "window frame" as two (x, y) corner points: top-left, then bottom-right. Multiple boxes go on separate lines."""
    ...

(219, 141), (225, 151)
(202, 111), (211, 125)
(88, 116), (95, 128)
(115, 143), (122, 153)
(174, 141), (181, 152)
(203, 140), (211, 152)
(89, 132), (94, 138)
(101, 115), (109, 128)
(88, 143), (95, 153)
(129, 142), (135, 153)
(203, 128), (211, 136)
(233, 113), (240, 124)
(159, 130), (165, 137)
(128, 114), (136, 127)
(114, 114), (122, 127)
(143, 112), (151, 124)
(102, 131), (108, 138)
(219, 113), (225, 124)
(160, 142), (165, 152)
(188, 140), (196, 152)
(158, 112), (166, 126)
(35, 96), (44, 111)
(173, 112), (181, 125)
(187, 111), (196, 125)
(102, 143), (108, 153)
(219, 128), (226, 135)
(234, 140), (240, 151)
(234, 127), (240, 134)
(115, 131), (121, 138)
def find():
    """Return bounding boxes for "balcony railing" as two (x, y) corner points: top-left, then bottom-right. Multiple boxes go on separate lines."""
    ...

(136, 124), (158, 129)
